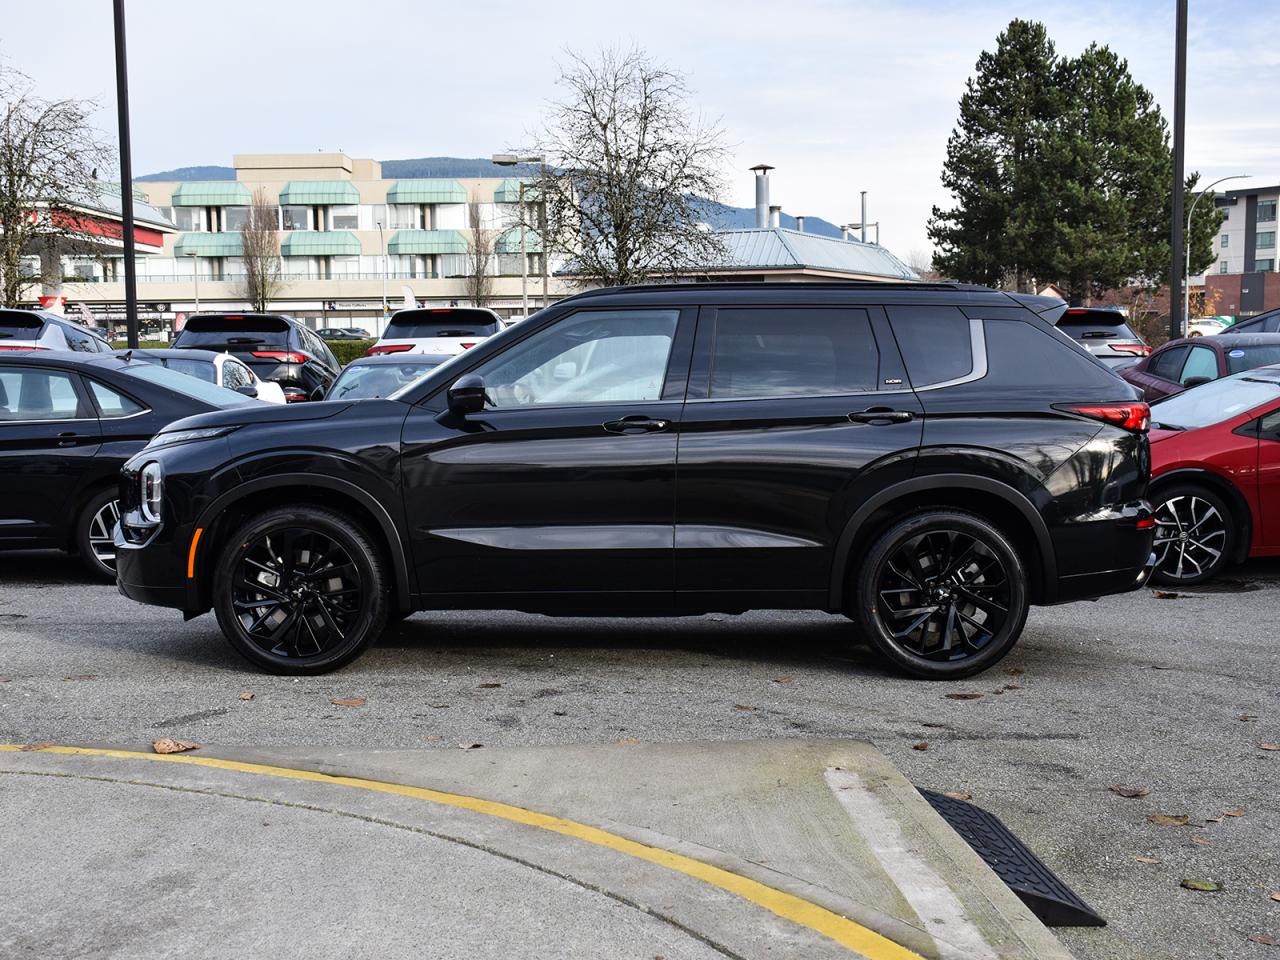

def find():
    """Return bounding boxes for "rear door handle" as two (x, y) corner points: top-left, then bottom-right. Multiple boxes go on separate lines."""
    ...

(848, 408), (914, 425)
(57, 431), (81, 447)
(603, 415), (670, 435)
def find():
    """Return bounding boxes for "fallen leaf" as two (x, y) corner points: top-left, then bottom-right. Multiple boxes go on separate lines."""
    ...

(773, 676), (794, 685)
(1150, 664), (1175, 670)
(617, 737), (641, 746)
(944, 791), (973, 801)
(912, 741), (929, 751)
(152, 738), (198, 755)
(1259, 743), (1280, 751)
(1191, 837), (1213, 846)
(921, 722), (947, 729)
(1204, 815), (1224, 823)
(424, 735), (442, 742)
(0, 676), (10, 682)
(20, 742), (52, 752)
(458, 742), (483, 750)
(1151, 589), (1181, 599)
(1110, 784), (1151, 799)
(1148, 814), (1190, 826)
(1223, 808), (1247, 818)
(944, 692), (983, 700)
(552, 710), (568, 716)
(1248, 933), (1279, 946)
(1269, 892), (1280, 903)
(1005, 668), (1024, 676)
(733, 704), (757, 712)
(1238, 714), (1258, 722)
(238, 692), (254, 701)
(429, 703), (449, 709)
(1135, 856), (1161, 864)
(62, 675), (97, 681)
(477, 682), (502, 689)
(331, 697), (366, 707)
(1180, 878), (1222, 892)
(1004, 683), (1023, 691)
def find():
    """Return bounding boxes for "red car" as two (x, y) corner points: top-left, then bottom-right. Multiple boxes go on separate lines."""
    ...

(1147, 365), (1280, 584)
(1120, 333), (1280, 402)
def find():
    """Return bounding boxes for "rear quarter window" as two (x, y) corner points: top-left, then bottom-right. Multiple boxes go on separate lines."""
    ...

(982, 319), (1120, 390)
(887, 305), (973, 387)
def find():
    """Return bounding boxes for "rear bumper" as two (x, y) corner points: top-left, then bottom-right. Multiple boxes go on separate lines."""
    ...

(1046, 499), (1154, 604)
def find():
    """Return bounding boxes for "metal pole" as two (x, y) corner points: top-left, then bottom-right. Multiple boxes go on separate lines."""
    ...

(191, 258), (200, 312)
(377, 221), (386, 329)
(1183, 174), (1248, 321)
(539, 166), (548, 310)
(1169, 0), (1188, 341)
(519, 183), (528, 318)
(860, 192), (867, 244)
(112, 0), (139, 349)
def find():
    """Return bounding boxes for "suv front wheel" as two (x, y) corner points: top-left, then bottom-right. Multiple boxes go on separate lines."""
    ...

(851, 510), (1030, 679)
(212, 506), (390, 674)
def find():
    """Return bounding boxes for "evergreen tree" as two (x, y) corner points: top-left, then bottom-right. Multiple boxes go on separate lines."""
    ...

(928, 20), (1059, 291)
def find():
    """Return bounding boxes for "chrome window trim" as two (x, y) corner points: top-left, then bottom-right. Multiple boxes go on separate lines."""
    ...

(912, 317), (987, 392)
(685, 388), (912, 404)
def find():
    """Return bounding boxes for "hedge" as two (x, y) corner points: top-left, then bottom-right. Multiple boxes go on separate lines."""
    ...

(329, 339), (375, 366)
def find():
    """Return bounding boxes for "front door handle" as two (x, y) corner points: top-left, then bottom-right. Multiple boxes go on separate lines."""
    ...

(848, 407), (914, 425)
(602, 415), (670, 435)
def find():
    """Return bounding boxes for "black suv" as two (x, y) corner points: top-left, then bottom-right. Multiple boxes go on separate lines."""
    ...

(116, 282), (1155, 678)
(173, 313), (340, 402)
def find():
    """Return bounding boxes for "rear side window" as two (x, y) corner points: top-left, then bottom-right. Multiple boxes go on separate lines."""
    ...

(175, 315), (292, 348)
(709, 308), (878, 399)
(1149, 346), (1189, 381)
(61, 323), (102, 353)
(386, 309), (500, 339)
(0, 312), (45, 342)
(887, 306), (973, 387)
(87, 380), (146, 418)
(982, 319), (1120, 390)
(1226, 343), (1280, 374)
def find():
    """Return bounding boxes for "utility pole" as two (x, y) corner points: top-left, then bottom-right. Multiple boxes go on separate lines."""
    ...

(113, 0), (139, 349)
(1169, 0), (1188, 341)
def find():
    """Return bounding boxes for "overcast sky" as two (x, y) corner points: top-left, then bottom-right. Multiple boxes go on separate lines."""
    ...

(4, 0), (1277, 263)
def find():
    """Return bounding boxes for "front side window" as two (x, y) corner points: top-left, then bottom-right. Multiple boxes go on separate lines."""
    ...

(710, 308), (879, 399)
(1179, 346), (1218, 384)
(0, 370), (83, 420)
(87, 379), (146, 418)
(221, 360), (253, 389)
(474, 309), (678, 408)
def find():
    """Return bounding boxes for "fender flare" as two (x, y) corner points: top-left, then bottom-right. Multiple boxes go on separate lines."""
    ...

(189, 472), (413, 612)
(1150, 467), (1254, 563)
(828, 473), (1057, 609)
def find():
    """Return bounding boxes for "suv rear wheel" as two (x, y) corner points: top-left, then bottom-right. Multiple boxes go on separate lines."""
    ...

(212, 506), (389, 674)
(851, 510), (1030, 679)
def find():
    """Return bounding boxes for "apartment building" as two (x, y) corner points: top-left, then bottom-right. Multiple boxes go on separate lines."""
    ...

(1195, 181), (1280, 317)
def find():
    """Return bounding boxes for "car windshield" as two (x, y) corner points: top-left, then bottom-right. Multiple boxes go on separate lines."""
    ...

(0, 312), (44, 340)
(119, 362), (256, 407)
(1150, 370), (1280, 430)
(175, 315), (291, 348)
(330, 361), (442, 400)
(1224, 344), (1280, 374)
(386, 309), (499, 339)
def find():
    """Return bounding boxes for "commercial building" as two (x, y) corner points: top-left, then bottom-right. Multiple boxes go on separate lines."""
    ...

(1194, 181), (1280, 318)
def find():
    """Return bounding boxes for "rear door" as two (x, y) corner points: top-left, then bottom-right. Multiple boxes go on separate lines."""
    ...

(674, 304), (921, 607)
(0, 366), (102, 546)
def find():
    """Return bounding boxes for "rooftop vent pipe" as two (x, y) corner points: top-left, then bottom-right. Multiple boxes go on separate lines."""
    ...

(795, 216), (806, 233)
(750, 164), (774, 229)
(769, 205), (781, 228)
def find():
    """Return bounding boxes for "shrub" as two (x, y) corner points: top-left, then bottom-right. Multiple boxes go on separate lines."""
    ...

(329, 339), (375, 366)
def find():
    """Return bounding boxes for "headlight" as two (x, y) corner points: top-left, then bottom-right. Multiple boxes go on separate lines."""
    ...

(146, 425), (238, 449)
(140, 462), (163, 524)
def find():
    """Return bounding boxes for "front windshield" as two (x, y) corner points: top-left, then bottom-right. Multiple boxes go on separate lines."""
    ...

(120, 362), (256, 407)
(1151, 370), (1280, 430)
(331, 361), (442, 400)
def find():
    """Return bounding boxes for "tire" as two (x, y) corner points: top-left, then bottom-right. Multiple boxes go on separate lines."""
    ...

(851, 510), (1030, 680)
(1150, 484), (1234, 586)
(212, 506), (390, 674)
(76, 488), (121, 581)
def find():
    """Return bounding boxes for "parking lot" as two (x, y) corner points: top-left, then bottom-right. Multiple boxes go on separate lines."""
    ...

(2, 549), (1278, 960)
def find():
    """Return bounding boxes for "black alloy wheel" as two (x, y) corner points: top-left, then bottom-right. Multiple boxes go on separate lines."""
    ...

(1150, 485), (1233, 586)
(77, 489), (122, 580)
(213, 506), (389, 673)
(853, 511), (1029, 679)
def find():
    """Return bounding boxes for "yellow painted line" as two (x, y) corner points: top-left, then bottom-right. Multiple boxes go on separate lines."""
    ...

(186, 527), (204, 579)
(1, 744), (923, 959)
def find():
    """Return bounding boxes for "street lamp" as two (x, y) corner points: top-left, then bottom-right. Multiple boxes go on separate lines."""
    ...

(1184, 174), (1248, 325)
(376, 219), (387, 334)
(184, 250), (200, 314)
(492, 153), (545, 318)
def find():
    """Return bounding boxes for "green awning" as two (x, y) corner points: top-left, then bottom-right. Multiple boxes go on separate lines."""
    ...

(277, 181), (360, 205)
(280, 231), (361, 256)
(386, 179), (467, 204)
(171, 182), (252, 207)
(173, 232), (243, 256)
(387, 229), (467, 255)
(493, 179), (539, 203)
(496, 228), (543, 253)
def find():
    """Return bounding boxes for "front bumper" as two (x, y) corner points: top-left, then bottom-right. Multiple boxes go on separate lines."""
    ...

(114, 524), (189, 611)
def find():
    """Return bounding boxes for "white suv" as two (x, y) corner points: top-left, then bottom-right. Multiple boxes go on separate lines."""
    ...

(368, 307), (502, 357)
(0, 309), (113, 353)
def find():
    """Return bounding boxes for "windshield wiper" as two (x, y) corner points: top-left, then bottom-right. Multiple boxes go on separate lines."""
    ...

(224, 336), (265, 344)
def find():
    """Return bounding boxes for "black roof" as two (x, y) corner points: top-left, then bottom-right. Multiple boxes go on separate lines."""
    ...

(117, 348), (224, 363)
(343, 352), (454, 368)
(0, 350), (163, 372)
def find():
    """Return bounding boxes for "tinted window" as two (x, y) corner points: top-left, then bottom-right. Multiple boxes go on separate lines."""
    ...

(87, 380), (146, 418)
(709, 308), (878, 399)
(1179, 346), (1218, 384)
(476, 309), (677, 407)
(330, 361), (441, 400)
(117, 363), (256, 408)
(387, 309), (500, 339)
(982, 319), (1119, 390)
(150, 357), (217, 383)
(888, 306), (972, 387)
(1226, 344), (1280, 374)
(1057, 312), (1141, 340)
(0, 312), (44, 342)
(0, 369), (82, 420)
(221, 360), (254, 388)
(60, 323), (100, 353)
(1149, 345), (1189, 381)
(174, 315), (292, 348)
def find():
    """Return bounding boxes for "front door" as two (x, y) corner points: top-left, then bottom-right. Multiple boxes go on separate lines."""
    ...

(1258, 408), (1280, 548)
(400, 306), (694, 608)
(0, 367), (101, 547)
(674, 304), (922, 609)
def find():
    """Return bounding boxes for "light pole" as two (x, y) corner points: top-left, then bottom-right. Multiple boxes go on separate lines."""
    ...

(1184, 174), (1248, 324)
(1169, 0), (1188, 340)
(492, 153), (545, 317)
(185, 250), (200, 313)
(376, 219), (387, 334)
(113, 0), (139, 348)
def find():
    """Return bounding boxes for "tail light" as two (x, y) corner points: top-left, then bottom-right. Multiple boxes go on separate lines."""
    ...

(0, 345), (46, 351)
(1058, 402), (1151, 432)
(367, 343), (413, 356)
(251, 350), (307, 363)
(282, 389), (309, 403)
(459, 342), (477, 350)
(1110, 343), (1152, 356)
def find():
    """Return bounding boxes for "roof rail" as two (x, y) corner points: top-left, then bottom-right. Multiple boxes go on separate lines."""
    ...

(563, 279), (996, 299)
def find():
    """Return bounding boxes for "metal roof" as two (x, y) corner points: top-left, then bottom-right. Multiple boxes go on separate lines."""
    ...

(278, 181), (360, 205)
(72, 188), (176, 231)
(711, 228), (918, 280)
(280, 231), (360, 256)
(171, 182), (252, 207)
(386, 179), (467, 204)
(387, 229), (467, 255)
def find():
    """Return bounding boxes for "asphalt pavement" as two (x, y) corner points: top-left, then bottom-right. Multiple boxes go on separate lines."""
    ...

(1, 550), (1278, 959)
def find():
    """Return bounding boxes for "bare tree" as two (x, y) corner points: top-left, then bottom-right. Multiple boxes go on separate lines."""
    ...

(0, 65), (112, 307)
(236, 187), (283, 312)
(530, 46), (728, 287)
(906, 248), (942, 281)
(464, 191), (496, 308)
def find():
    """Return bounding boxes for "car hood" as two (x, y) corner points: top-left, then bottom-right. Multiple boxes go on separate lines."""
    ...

(159, 399), (355, 435)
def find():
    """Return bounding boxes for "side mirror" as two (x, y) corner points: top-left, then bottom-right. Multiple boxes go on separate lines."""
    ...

(448, 373), (487, 415)
(234, 385), (259, 397)
(1183, 376), (1212, 389)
